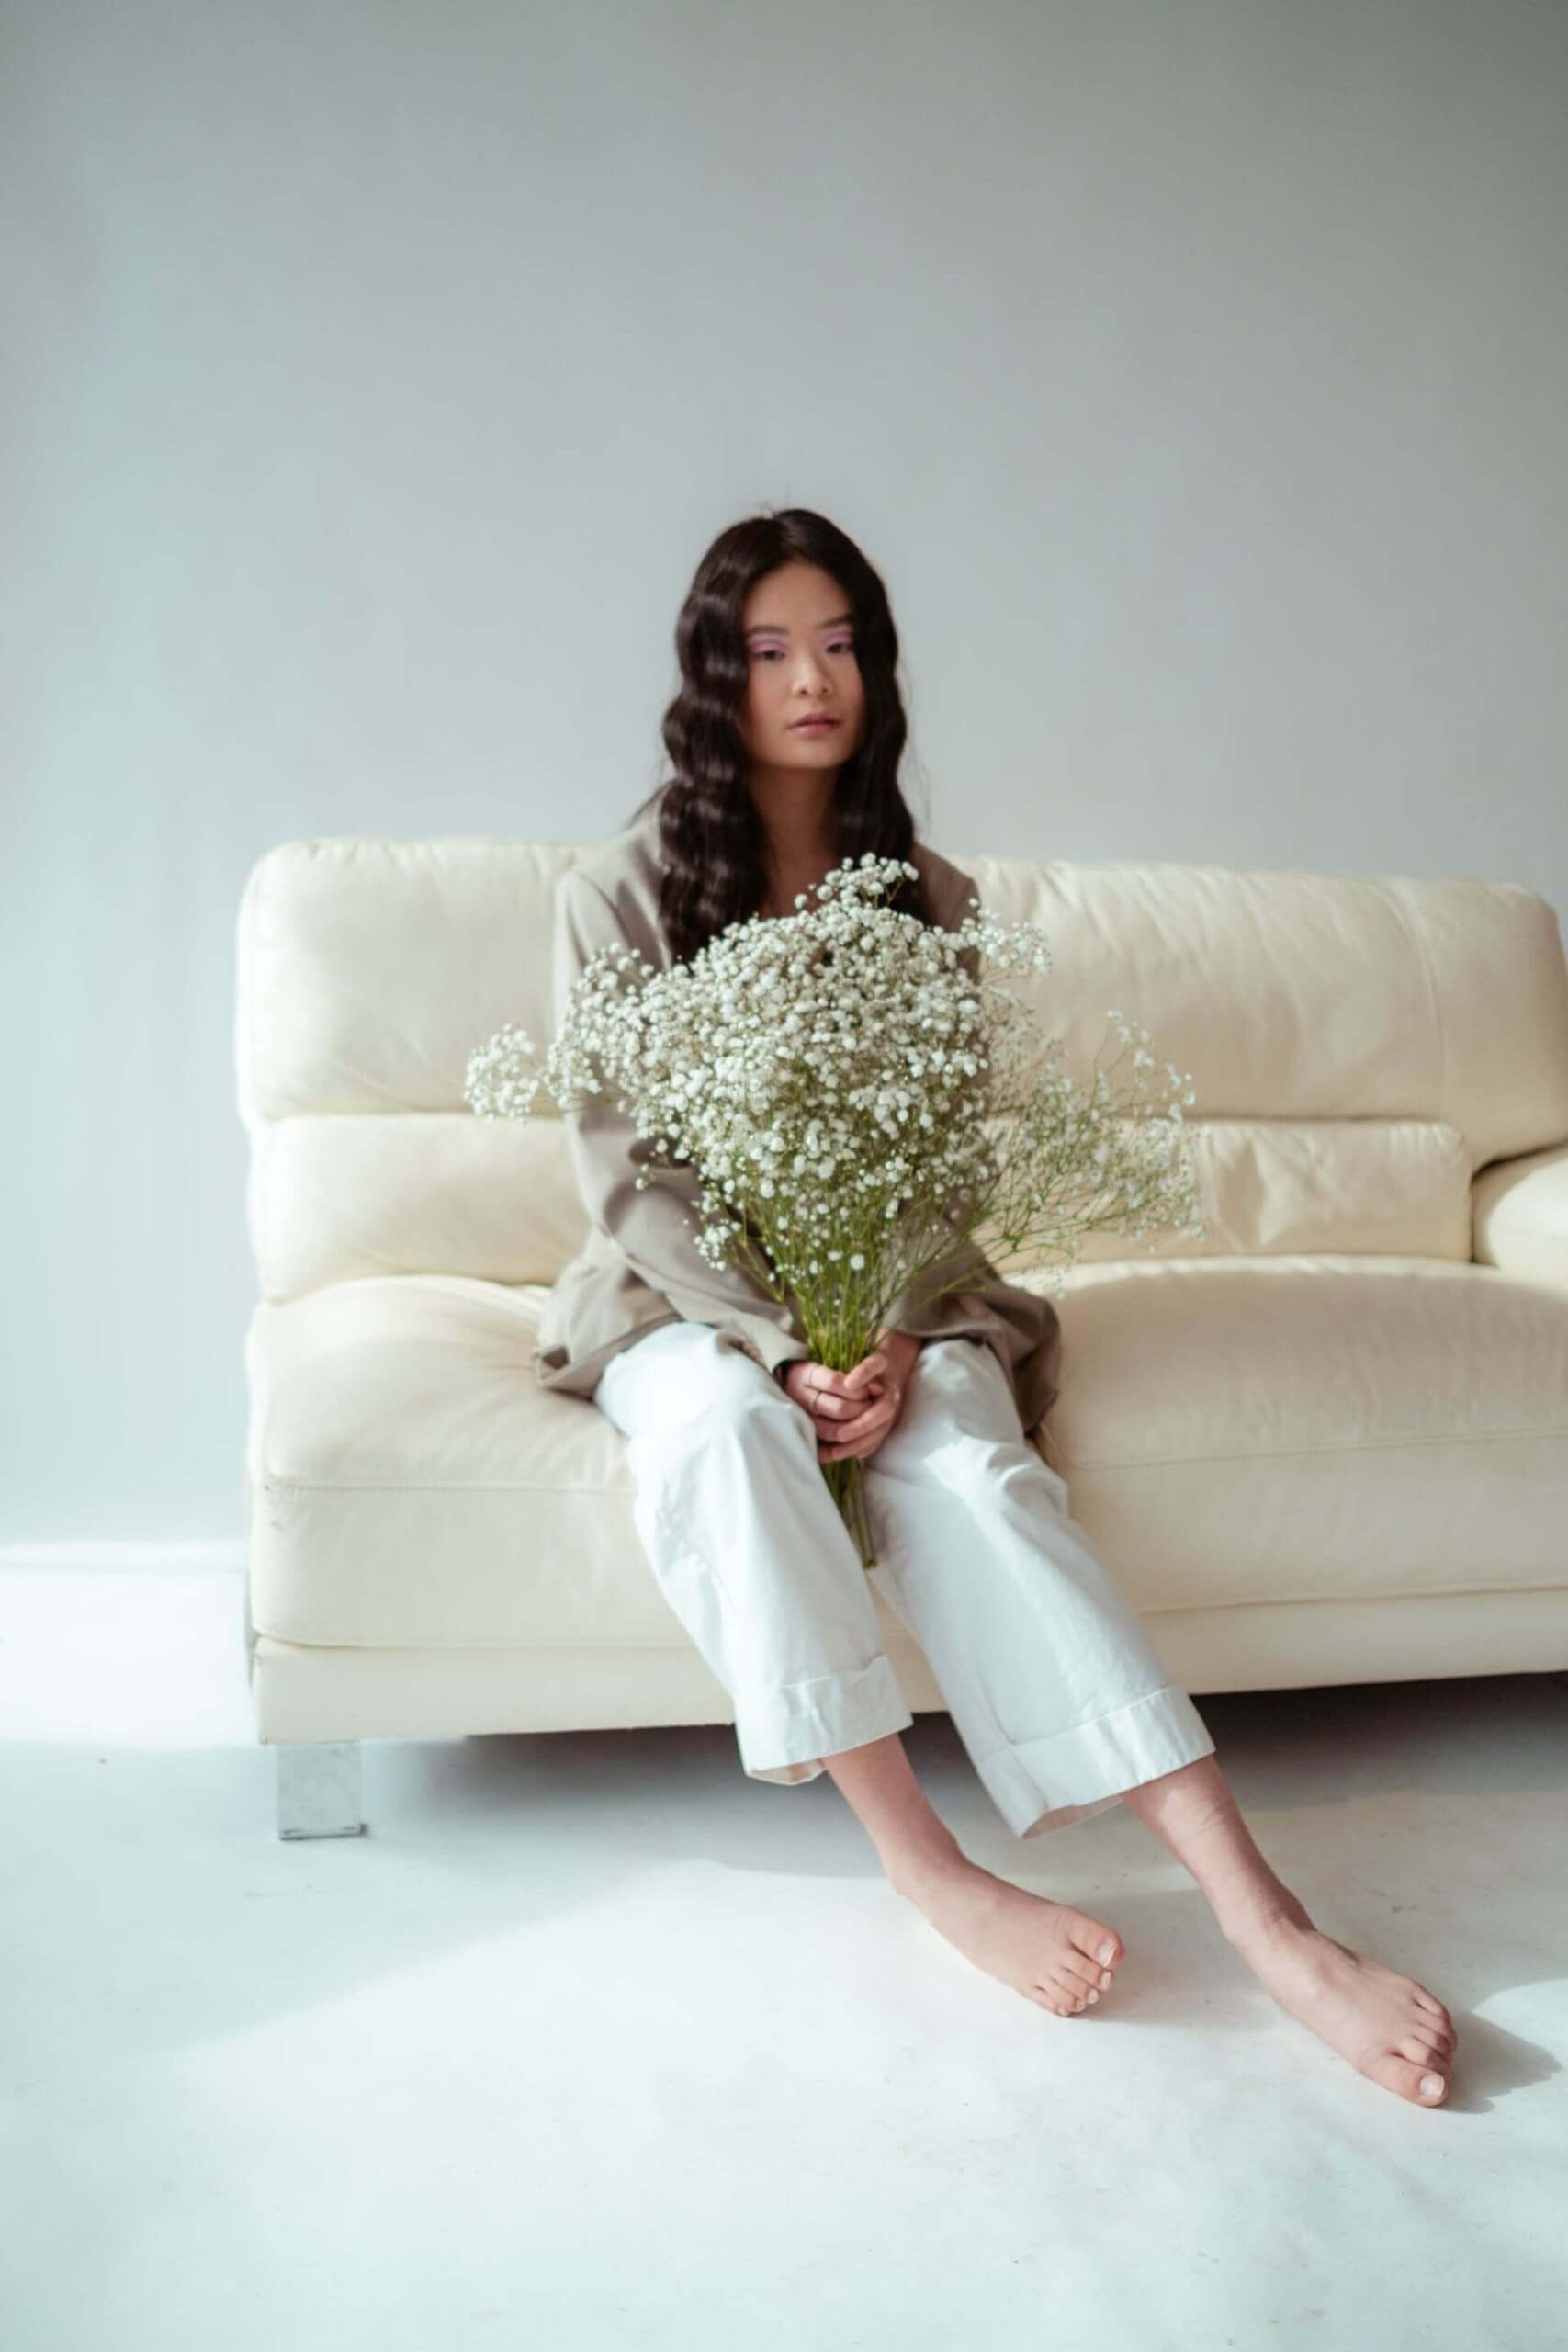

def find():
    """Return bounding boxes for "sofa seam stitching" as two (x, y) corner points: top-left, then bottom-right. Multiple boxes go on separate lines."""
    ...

(258, 1420), (1568, 1490)
(1387, 874), (1450, 1138)
(251, 1579), (1568, 1653)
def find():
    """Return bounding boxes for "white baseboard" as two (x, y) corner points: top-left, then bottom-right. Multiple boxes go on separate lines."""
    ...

(0, 1540), (245, 1572)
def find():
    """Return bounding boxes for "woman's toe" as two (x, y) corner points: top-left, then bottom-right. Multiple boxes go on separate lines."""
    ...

(1077, 1928), (1122, 1973)
(1396, 2033), (1450, 2068)
(1372, 2051), (1448, 2105)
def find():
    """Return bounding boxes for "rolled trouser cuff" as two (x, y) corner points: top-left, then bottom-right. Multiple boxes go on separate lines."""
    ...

(977, 1682), (1217, 1840)
(736, 1654), (915, 1784)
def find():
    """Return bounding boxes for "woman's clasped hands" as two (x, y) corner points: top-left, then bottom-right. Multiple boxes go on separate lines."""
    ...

(780, 1328), (922, 1463)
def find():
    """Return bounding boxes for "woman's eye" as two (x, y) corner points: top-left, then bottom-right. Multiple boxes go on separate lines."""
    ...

(753, 641), (854, 660)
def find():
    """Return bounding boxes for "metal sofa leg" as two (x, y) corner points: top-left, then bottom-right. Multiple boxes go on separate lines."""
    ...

(276, 1740), (364, 1839)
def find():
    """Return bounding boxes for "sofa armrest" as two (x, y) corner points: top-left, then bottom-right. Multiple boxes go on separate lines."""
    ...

(1472, 1141), (1568, 1288)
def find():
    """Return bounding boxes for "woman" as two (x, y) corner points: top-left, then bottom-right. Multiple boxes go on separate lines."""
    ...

(537, 505), (1456, 2109)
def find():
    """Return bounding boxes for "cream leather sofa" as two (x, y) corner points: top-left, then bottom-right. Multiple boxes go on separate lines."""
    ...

(235, 838), (1568, 1838)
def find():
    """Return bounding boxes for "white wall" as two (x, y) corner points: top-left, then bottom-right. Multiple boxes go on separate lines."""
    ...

(6, 0), (1565, 1538)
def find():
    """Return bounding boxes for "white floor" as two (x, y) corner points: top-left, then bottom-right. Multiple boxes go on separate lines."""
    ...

(2, 1555), (1565, 2352)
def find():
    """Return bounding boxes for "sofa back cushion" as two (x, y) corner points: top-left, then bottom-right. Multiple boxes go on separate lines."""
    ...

(236, 838), (1568, 1301)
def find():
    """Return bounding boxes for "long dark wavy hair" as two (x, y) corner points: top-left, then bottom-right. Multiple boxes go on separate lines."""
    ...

(621, 507), (938, 965)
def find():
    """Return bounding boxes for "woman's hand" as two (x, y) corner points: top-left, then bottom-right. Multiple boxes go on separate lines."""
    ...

(781, 1328), (922, 1463)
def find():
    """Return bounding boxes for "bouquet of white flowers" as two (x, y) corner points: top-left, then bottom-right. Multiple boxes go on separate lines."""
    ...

(465, 854), (1206, 1568)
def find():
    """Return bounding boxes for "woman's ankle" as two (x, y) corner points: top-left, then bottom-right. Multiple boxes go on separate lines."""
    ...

(821, 1731), (965, 1894)
(1215, 1881), (1314, 1948)
(885, 1826), (967, 1900)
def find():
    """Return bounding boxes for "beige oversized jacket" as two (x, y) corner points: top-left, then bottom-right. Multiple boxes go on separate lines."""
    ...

(534, 808), (1063, 1433)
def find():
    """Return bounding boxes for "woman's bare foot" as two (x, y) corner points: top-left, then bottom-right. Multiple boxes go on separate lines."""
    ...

(894, 1850), (1122, 2016)
(1226, 1905), (1457, 2106)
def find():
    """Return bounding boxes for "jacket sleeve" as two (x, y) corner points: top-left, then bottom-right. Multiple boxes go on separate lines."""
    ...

(552, 864), (813, 1381)
(875, 859), (1064, 1431)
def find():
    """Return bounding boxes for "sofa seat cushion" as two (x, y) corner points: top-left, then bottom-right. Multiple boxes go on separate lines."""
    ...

(246, 1275), (671, 1650)
(245, 1258), (1568, 1651)
(1041, 1253), (1568, 1609)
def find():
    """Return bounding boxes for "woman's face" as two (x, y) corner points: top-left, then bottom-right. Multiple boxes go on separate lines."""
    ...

(736, 560), (865, 777)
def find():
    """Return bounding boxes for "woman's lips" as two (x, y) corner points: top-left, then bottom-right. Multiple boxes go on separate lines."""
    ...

(791, 718), (840, 730)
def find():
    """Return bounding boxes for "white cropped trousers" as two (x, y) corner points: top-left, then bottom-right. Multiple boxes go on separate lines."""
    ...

(592, 1321), (1216, 1840)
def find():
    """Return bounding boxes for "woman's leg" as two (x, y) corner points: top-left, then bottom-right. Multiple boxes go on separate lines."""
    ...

(820, 1730), (1124, 2019)
(592, 1320), (913, 1782)
(1118, 1753), (1458, 2106)
(592, 1322), (1123, 2014)
(863, 1337), (1218, 1846)
(865, 1338), (1458, 2103)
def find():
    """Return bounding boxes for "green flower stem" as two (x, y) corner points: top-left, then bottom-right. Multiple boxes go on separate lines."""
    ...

(822, 1454), (877, 1573)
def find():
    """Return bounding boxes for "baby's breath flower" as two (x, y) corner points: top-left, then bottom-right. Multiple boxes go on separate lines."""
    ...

(464, 850), (1202, 1565)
